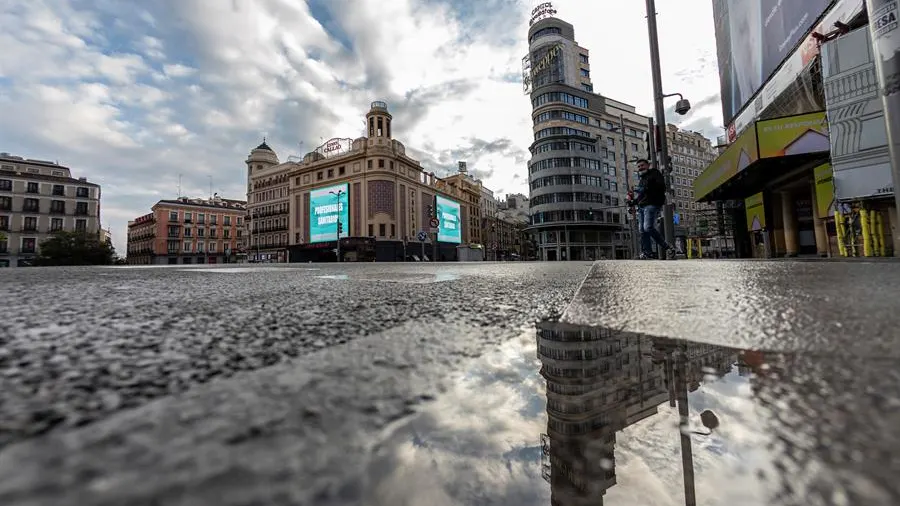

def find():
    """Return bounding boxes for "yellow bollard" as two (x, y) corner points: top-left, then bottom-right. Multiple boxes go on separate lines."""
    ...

(835, 211), (848, 257)
(698, 240), (704, 259)
(876, 211), (887, 257)
(860, 208), (873, 257)
(687, 238), (693, 259)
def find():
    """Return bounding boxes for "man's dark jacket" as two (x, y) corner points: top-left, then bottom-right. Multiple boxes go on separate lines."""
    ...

(636, 168), (667, 207)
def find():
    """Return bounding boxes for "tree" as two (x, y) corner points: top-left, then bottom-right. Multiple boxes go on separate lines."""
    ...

(35, 231), (116, 266)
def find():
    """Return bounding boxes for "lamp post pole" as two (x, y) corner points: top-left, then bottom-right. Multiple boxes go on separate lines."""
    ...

(645, 0), (676, 258)
(330, 189), (345, 263)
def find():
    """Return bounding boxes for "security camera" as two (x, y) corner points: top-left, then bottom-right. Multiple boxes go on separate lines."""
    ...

(674, 98), (692, 115)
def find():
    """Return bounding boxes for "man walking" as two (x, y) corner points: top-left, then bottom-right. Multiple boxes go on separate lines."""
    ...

(632, 159), (676, 259)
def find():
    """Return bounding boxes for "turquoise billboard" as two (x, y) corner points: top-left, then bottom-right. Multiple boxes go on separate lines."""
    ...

(436, 195), (462, 243)
(310, 183), (349, 243)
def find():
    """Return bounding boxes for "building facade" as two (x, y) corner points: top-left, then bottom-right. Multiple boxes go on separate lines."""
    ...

(524, 16), (649, 261)
(247, 102), (481, 263)
(126, 196), (247, 265)
(246, 141), (290, 262)
(664, 125), (720, 252)
(0, 153), (102, 267)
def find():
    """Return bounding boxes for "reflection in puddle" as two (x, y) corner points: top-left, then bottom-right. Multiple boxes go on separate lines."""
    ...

(360, 321), (895, 505)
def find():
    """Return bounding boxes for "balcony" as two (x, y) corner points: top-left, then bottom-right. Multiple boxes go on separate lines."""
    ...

(253, 225), (289, 234)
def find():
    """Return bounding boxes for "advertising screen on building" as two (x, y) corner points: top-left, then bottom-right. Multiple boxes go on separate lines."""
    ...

(309, 183), (349, 243)
(435, 195), (462, 244)
(713, 0), (831, 125)
(757, 111), (830, 158)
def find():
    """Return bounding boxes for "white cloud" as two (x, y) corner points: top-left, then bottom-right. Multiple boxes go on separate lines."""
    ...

(0, 0), (724, 256)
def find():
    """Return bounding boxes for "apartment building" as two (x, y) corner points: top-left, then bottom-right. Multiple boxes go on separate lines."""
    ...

(524, 15), (650, 260)
(126, 195), (247, 265)
(0, 153), (101, 267)
(665, 125), (718, 237)
(246, 140), (290, 263)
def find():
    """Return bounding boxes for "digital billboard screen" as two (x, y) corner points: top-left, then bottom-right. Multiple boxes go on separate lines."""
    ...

(713, 0), (831, 125)
(435, 195), (462, 244)
(309, 183), (349, 243)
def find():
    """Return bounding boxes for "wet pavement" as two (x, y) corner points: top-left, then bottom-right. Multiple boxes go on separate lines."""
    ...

(1, 260), (898, 505)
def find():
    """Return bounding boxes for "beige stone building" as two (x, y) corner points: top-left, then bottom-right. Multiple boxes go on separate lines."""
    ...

(0, 153), (102, 267)
(245, 101), (481, 262)
(665, 124), (718, 238)
(245, 140), (289, 262)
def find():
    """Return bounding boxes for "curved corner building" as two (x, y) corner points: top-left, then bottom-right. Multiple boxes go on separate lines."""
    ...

(525, 15), (644, 261)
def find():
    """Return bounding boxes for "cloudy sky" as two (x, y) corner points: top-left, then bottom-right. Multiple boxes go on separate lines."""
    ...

(0, 0), (723, 255)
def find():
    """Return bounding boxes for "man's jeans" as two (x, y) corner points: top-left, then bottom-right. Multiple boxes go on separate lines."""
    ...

(638, 205), (668, 256)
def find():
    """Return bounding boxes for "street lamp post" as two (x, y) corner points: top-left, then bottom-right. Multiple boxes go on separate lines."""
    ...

(645, 0), (691, 259)
(613, 115), (639, 259)
(329, 189), (345, 263)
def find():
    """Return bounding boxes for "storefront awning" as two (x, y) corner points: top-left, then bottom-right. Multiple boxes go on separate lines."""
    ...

(695, 111), (831, 202)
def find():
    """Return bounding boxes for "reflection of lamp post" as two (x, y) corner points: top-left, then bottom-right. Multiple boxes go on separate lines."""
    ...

(329, 189), (345, 263)
(610, 116), (638, 259)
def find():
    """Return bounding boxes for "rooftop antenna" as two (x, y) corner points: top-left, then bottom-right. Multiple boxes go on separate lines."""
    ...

(177, 174), (182, 199)
(208, 175), (213, 199)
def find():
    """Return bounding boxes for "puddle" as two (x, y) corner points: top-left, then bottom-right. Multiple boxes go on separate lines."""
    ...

(181, 267), (320, 273)
(315, 272), (461, 284)
(355, 322), (897, 506)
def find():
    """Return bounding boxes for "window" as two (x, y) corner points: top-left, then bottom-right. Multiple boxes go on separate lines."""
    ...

(224, 216), (231, 226)
(184, 228), (192, 237)
(581, 83), (593, 92)
(390, 224), (396, 237)
(21, 238), (36, 253)
(50, 218), (63, 232)
(367, 160), (373, 169)
(534, 110), (590, 125)
(0, 216), (8, 230)
(224, 229), (230, 239)
(389, 161), (394, 170)
(75, 202), (88, 215)
(579, 54), (589, 64)
(23, 198), (39, 212)
(184, 212), (192, 223)
(317, 171), (323, 180)
(379, 223), (386, 236)
(632, 142), (639, 151)
(339, 166), (346, 175)
(209, 242), (216, 253)
(237, 217), (243, 226)
(580, 68), (590, 77)
(184, 241), (192, 253)
(0, 179), (11, 191)
(169, 211), (178, 221)
(210, 215), (217, 225)
(76, 187), (89, 198)
(51, 200), (65, 213)
(532, 92), (589, 109)
(168, 226), (180, 237)
(26, 182), (39, 193)
(52, 185), (65, 196)
(378, 159), (385, 168)
(529, 26), (561, 42)
(197, 242), (204, 253)
(75, 219), (86, 232)
(327, 169), (334, 178)
(24, 217), (37, 231)
(534, 127), (592, 140)
(368, 224), (374, 236)
(198, 228), (205, 237)
(0, 197), (11, 210)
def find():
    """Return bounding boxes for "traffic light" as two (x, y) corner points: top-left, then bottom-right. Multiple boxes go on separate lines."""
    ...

(427, 204), (434, 218)
(587, 208), (594, 220)
(337, 222), (343, 234)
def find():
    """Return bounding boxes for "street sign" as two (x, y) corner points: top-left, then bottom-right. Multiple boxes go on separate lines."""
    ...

(417, 231), (427, 242)
(430, 218), (439, 228)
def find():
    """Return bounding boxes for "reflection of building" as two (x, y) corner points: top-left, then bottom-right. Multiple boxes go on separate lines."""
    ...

(253, 102), (480, 263)
(537, 322), (741, 505)
(536, 322), (667, 505)
(126, 196), (247, 265)
(0, 153), (102, 267)
(524, 14), (650, 261)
